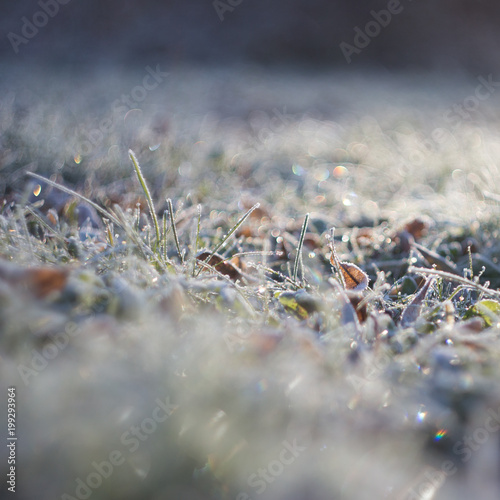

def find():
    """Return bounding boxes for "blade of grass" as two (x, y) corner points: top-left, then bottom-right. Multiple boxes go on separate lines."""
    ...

(167, 198), (183, 264)
(191, 204), (202, 277)
(110, 204), (173, 272)
(104, 220), (114, 247)
(293, 213), (309, 284)
(195, 203), (260, 277)
(468, 245), (473, 279)
(110, 204), (151, 261)
(128, 149), (161, 250)
(18, 209), (34, 259)
(17, 183), (36, 258)
(328, 228), (346, 290)
(162, 210), (168, 263)
(231, 251), (278, 258)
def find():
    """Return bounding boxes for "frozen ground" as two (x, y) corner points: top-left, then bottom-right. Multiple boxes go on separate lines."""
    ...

(2, 64), (500, 499)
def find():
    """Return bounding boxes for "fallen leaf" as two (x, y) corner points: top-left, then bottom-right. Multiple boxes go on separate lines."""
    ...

(278, 290), (321, 319)
(346, 291), (368, 323)
(464, 299), (500, 327)
(404, 217), (429, 240)
(338, 261), (369, 291)
(23, 268), (68, 298)
(196, 251), (245, 282)
(329, 240), (369, 292)
(400, 277), (434, 327)
(0, 260), (68, 298)
(330, 256), (369, 291)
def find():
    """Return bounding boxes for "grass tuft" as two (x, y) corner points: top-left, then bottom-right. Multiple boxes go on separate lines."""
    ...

(195, 202), (260, 277)
(129, 149), (161, 252)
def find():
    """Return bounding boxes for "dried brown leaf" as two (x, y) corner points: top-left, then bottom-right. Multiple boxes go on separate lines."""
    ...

(196, 251), (245, 282)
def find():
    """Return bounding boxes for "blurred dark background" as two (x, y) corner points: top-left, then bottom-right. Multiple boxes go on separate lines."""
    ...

(2, 0), (500, 72)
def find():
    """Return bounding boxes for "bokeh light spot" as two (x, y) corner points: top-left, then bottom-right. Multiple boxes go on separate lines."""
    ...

(333, 165), (348, 178)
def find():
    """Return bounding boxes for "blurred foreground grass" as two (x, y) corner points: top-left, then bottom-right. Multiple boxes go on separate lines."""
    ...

(2, 64), (500, 499)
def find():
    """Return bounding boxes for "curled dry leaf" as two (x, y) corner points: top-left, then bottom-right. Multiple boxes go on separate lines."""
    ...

(330, 254), (369, 292)
(328, 238), (369, 292)
(346, 291), (368, 323)
(338, 262), (369, 291)
(400, 277), (435, 327)
(196, 251), (245, 282)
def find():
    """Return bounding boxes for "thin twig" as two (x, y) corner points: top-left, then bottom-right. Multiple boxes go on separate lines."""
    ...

(409, 266), (500, 299)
